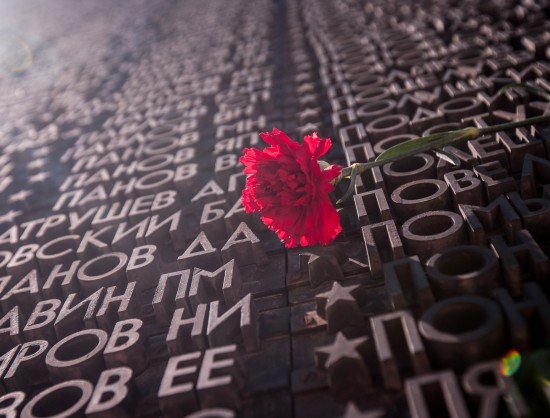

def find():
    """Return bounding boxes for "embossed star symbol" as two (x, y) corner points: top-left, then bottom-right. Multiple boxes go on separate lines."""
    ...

(315, 332), (368, 369)
(316, 282), (360, 318)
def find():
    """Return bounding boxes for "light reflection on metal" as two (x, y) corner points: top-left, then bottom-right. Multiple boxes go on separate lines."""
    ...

(499, 349), (522, 377)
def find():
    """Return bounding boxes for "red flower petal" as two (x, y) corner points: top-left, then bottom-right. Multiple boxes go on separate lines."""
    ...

(321, 164), (341, 182)
(259, 128), (300, 151)
(303, 132), (332, 158)
(240, 128), (342, 248)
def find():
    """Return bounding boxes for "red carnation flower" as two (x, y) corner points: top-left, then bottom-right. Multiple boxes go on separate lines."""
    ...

(240, 128), (342, 248)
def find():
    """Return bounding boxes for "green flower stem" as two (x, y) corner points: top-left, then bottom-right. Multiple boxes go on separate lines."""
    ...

(477, 114), (550, 136)
(336, 113), (550, 204)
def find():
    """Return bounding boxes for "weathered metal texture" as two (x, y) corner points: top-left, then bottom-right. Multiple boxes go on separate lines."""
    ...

(0, 0), (548, 417)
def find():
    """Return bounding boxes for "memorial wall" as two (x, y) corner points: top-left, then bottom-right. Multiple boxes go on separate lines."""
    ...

(0, 0), (549, 416)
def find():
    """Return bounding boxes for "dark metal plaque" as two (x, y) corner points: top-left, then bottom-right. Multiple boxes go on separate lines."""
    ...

(0, 0), (549, 417)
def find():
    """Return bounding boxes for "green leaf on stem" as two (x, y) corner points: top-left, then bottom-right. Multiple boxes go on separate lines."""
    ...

(318, 160), (331, 171)
(435, 147), (461, 168)
(336, 163), (359, 205)
(374, 127), (478, 163)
